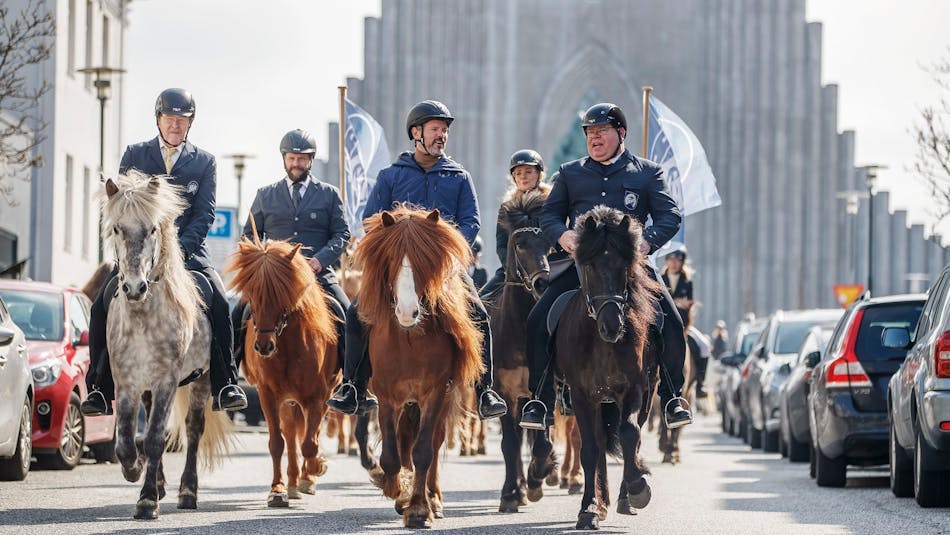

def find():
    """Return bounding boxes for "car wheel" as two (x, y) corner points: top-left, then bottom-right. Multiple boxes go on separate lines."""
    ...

(749, 424), (762, 449)
(889, 422), (913, 497)
(762, 428), (779, 453)
(37, 392), (85, 470)
(914, 424), (950, 507)
(740, 417), (749, 442)
(815, 443), (847, 487)
(788, 432), (810, 463)
(0, 396), (32, 481)
(808, 443), (816, 479)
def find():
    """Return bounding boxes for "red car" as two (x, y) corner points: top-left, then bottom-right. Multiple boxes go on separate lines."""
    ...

(0, 280), (116, 469)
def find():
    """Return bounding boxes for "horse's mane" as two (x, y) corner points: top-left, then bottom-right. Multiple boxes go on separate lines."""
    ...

(354, 205), (483, 386)
(226, 238), (336, 344)
(574, 205), (663, 336)
(82, 261), (114, 300)
(498, 188), (549, 232)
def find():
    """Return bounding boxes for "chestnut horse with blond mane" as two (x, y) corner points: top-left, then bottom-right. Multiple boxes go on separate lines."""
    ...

(227, 234), (340, 508)
(354, 206), (484, 529)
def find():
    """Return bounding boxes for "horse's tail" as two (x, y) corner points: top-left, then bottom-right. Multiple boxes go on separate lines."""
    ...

(602, 402), (623, 459)
(168, 383), (236, 471)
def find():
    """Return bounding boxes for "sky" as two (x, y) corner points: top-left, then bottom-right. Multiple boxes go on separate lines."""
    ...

(120, 0), (950, 239)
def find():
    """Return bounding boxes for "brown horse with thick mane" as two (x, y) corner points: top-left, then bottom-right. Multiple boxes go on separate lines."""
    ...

(354, 205), (484, 529)
(227, 235), (340, 507)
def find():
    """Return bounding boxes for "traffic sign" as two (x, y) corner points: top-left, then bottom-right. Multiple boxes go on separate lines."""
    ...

(207, 207), (239, 272)
(833, 284), (864, 308)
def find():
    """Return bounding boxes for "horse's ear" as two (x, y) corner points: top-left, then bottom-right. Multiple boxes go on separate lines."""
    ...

(619, 214), (632, 233)
(583, 215), (597, 232)
(148, 176), (161, 191)
(426, 209), (440, 223)
(105, 179), (119, 198)
(287, 243), (302, 260)
(381, 211), (396, 227)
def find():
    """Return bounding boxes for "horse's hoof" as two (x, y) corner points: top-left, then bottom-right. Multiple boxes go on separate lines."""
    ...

(597, 504), (608, 521)
(433, 508), (444, 519)
(627, 479), (652, 509)
(662, 453), (674, 464)
(394, 501), (407, 515)
(526, 486), (543, 502)
(459, 449), (469, 457)
(133, 502), (159, 520)
(617, 497), (637, 515)
(545, 472), (559, 487)
(297, 480), (316, 495)
(267, 492), (290, 508)
(348, 448), (358, 457)
(559, 477), (569, 489)
(575, 512), (600, 530)
(337, 447), (346, 455)
(569, 482), (583, 495)
(317, 463), (328, 477)
(121, 464), (142, 483)
(477, 446), (486, 455)
(499, 498), (520, 513)
(519, 495), (528, 506)
(178, 494), (197, 510)
(287, 487), (302, 500)
(405, 515), (432, 529)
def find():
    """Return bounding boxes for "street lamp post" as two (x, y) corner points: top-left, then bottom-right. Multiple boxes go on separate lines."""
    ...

(78, 66), (125, 262)
(222, 153), (255, 221)
(860, 164), (886, 296)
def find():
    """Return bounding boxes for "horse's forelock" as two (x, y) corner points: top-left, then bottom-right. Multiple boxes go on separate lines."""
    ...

(227, 239), (314, 313)
(101, 171), (187, 233)
(574, 206), (641, 266)
(499, 189), (548, 232)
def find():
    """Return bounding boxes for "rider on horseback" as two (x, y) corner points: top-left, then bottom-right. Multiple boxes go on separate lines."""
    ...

(519, 102), (693, 430)
(81, 88), (248, 416)
(233, 129), (351, 371)
(661, 245), (708, 398)
(326, 100), (508, 420)
(479, 149), (552, 298)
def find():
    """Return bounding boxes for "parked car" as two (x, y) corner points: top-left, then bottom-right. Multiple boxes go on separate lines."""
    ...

(809, 294), (926, 488)
(778, 325), (834, 462)
(717, 316), (767, 438)
(0, 294), (33, 481)
(0, 280), (117, 469)
(740, 309), (843, 451)
(886, 268), (950, 507)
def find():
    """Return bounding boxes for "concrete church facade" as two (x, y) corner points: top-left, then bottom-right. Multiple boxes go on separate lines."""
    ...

(324, 0), (947, 328)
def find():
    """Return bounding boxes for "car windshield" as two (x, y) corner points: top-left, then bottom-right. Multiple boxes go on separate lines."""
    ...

(855, 303), (924, 362)
(774, 321), (821, 354)
(0, 289), (64, 341)
(740, 331), (761, 356)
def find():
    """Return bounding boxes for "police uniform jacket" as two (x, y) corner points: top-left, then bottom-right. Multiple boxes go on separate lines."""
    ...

(662, 272), (693, 301)
(243, 174), (350, 285)
(364, 151), (480, 244)
(119, 137), (216, 270)
(540, 149), (681, 258)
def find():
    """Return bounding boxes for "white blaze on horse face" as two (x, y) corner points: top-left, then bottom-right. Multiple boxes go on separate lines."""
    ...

(394, 255), (421, 327)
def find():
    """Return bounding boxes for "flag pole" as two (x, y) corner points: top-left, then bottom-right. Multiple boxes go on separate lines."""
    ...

(641, 86), (653, 158)
(338, 85), (349, 281)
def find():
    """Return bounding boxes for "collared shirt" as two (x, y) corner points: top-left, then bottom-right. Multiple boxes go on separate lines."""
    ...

(160, 142), (183, 170)
(285, 175), (311, 200)
(598, 143), (627, 166)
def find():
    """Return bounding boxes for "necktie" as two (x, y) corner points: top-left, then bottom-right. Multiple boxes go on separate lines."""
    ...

(164, 147), (178, 174)
(292, 182), (302, 211)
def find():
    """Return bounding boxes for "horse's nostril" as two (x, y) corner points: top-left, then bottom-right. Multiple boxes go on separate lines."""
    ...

(412, 310), (419, 319)
(138, 281), (147, 294)
(253, 341), (262, 353)
(266, 341), (275, 354)
(122, 282), (130, 294)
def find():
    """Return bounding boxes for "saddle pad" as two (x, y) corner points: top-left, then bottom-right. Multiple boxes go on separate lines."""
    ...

(546, 289), (580, 335)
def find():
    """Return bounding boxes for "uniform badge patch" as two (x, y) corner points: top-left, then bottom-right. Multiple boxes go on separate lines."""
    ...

(624, 191), (639, 210)
(310, 212), (317, 219)
(186, 181), (199, 194)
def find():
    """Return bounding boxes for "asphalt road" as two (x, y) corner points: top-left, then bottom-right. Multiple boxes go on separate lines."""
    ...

(1, 411), (947, 535)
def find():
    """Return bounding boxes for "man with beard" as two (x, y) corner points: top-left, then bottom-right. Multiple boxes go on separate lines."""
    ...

(234, 129), (350, 369)
(326, 100), (508, 420)
(81, 88), (247, 416)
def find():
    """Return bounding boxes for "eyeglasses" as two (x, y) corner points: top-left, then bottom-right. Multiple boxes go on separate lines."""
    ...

(585, 126), (613, 139)
(159, 115), (191, 127)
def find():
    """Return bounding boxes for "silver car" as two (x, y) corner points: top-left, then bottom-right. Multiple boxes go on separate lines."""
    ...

(887, 265), (950, 507)
(0, 294), (33, 481)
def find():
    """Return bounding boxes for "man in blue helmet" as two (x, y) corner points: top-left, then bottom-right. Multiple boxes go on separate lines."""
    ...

(519, 102), (692, 430)
(326, 100), (508, 420)
(81, 88), (247, 416)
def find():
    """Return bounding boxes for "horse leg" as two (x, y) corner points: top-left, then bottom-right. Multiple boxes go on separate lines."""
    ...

(281, 403), (302, 499)
(178, 380), (209, 510)
(569, 419), (584, 495)
(347, 414), (359, 456)
(375, 403), (402, 500)
(404, 400), (443, 529)
(477, 418), (487, 455)
(298, 398), (327, 496)
(499, 412), (525, 512)
(671, 426), (682, 464)
(114, 389), (142, 483)
(427, 414), (447, 519)
(355, 412), (381, 476)
(618, 399), (651, 515)
(573, 398), (602, 530)
(595, 452), (610, 521)
(134, 380), (176, 520)
(259, 388), (288, 508)
(526, 426), (555, 502)
(559, 416), (571, 489)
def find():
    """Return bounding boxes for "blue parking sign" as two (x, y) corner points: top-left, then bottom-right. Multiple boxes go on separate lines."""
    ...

(209, 208), (235, 239)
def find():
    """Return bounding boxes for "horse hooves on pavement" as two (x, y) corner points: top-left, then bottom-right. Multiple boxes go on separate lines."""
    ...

(133, 502), (159, 520)
(177, 494), (197, 510)
(348, 448), (359, 457)
(267, 492), (290, 508)
(627, 479), (652, 509)
(575, 512), (600, 530)
(477, 446), (486, 455)
(433, 508), (444, 519)
(545, 472), (559, 487)
(526, 486), (543, 502)
(287, 487), (302, 500)
(662, 453), (674, 464)
(498, 499), (520, 513)
(297, 480), (316, 495)
(559, 477), (569, 489)
(569, 482), (583, 495)
(405, 515), (432, 529)
(616, 497), (636, 516)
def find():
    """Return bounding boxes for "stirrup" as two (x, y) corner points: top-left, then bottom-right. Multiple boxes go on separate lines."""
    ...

(81, 389), (112, 416)
(216, 383), (246, 410)
(519, 399), (548, 430)
(663, 396), (693, 429)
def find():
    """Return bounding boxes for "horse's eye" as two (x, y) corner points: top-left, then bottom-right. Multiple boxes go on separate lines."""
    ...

(113, 226), (120, 235)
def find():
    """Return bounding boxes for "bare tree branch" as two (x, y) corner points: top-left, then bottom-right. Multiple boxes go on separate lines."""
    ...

(913, 49), (950, 226)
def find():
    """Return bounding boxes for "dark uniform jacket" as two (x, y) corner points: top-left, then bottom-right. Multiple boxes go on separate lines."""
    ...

(364, 151), (480, 244)
(119, 137), (216, 269)
(540, 149), (681, 257)
(662, 272), (693, 301)
(243, 175), (350, 285)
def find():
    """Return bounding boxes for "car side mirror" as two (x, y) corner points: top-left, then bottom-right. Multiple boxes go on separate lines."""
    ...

(757, 347), (767, 359)
(0, 327), (14, 347)
(720, 353), (739, 367)
(882, 327), (911, 350)
(74, 330), (89, 347)
(780, 363), (791, 375)
(804, 351), (821, 368)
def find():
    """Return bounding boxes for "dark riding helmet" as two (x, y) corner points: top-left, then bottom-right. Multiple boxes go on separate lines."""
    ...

(580, 102), (626, 133)
(508, 149), (545, 174)
(154, 88), (196, 119)
(280, 129), (317, 155)
(472, 235), (484, 256)
(665, 245), (688, 261)
(406, 100), (454, 140)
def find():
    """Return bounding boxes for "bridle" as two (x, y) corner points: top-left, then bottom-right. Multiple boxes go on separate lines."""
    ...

(504, 226), (550, 293)
(254, 308), (293, 338)
(577, 260), (630, 321)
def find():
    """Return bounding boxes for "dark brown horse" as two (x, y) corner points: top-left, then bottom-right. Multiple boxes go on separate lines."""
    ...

(547, 205), (664, 530)
(482, 190), (558, 513)
(354, 206), (484, 529)
(227, 235), (340, 507)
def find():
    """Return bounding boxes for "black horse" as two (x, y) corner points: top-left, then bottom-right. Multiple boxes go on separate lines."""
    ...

(482, 191), (557, 513)
(543, 205), (664, 530)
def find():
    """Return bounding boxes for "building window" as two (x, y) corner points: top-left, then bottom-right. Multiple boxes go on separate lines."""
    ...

(84, 0), (94, 88)
(101, 15), (109, 66)
(65, 156), (74, 253)
(82, 167), (91, 259)
(67, 0), (76, 75)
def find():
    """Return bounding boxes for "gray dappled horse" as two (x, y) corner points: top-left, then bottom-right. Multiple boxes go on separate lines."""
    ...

(102, 171), (231, 520)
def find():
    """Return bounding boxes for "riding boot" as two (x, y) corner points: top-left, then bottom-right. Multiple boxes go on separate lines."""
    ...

(651, 268), (692, 428)
(201, 268), (247, 412)
(695, 356), (709, 399)
(327, 299), (377, 415)
(231, 301), (249, 372)
(82, 274), (116, 416)
(472, 300), (507, 420)
(521, 368), (555, 430)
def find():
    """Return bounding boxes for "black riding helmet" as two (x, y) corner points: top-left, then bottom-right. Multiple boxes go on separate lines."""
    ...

(405, 100), (454, 140)
(154, 88), (196, 119)
(665, 245), (688, 261)
(280, 129), (317, 155)
(508, 149), (545, 174)
(581, 102), (627, 139)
